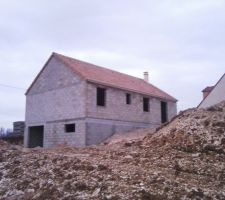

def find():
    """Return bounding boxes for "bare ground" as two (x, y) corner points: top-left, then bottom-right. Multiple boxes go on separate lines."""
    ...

(1, 102), (225, 200)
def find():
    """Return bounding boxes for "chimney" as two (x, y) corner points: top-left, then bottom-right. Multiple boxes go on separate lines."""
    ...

(202, 86), (214, 99)
(144, 72), (149, 82)
(203, 91), (209, 99)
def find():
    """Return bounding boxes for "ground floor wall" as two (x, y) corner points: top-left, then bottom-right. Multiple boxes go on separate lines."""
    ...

(24, 117), (164, 148)
(85, 118), (158, 145)
(24, 119), (86, 148)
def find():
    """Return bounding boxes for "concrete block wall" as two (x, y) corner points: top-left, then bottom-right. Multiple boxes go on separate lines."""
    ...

(26, 85), (86, 124)
(86, 82), (176, 125)
(44, 119), (86, 147)
(25, 56), (87, 147)
(25, 55), (177, 148)
(167, 101), (177, 121)
(24, 120), (86, 148)
(26, 56), (86, 124)
(28, 56), (82, 95)
(85, 118), (155, 145)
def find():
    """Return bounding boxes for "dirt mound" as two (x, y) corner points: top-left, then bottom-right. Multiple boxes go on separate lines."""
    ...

(102, 128), (154, 148)
(145, 101), (225, 152)
(0, 101), (225, 199)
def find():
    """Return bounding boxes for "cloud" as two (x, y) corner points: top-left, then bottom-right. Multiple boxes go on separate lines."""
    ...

(0, 0), (225, 128)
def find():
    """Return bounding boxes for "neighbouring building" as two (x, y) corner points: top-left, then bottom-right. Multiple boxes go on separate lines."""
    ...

(24, 52), (177, 148)
(198, 73), (225, 108)
(13, 121), (25, 135)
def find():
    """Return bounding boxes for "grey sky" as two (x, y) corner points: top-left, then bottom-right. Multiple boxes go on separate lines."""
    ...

(0, 0), (225, 128)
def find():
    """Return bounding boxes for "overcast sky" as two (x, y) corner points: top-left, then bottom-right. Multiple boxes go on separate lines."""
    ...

(0, 0), (225, 129)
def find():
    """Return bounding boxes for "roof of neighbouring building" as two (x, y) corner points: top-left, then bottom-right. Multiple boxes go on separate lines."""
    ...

(26, 52), (177, 102)
(202, 86), (215, 93)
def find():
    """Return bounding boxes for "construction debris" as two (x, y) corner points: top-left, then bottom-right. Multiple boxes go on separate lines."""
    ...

(1, 101), (225, 199)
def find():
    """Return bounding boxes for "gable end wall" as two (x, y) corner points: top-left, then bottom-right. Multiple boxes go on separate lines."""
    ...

(199, 74), (225, 108)
(24, 56), (87, 147)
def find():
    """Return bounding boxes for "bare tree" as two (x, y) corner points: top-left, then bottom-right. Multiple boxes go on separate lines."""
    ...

(6, 128), (13, 135)
(0, 127), (5, 137)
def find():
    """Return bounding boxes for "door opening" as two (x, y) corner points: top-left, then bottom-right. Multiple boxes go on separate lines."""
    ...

(161, 102), (168, 123)
(28, 126), (44, 148)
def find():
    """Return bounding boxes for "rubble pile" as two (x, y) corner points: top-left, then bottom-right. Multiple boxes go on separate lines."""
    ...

(1, 101), (225, 199)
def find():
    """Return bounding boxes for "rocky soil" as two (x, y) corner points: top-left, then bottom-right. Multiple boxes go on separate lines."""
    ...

(1, 101), (225, 200)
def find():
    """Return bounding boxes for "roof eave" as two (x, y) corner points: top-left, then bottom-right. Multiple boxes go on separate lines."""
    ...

(87, 79), (177, 102)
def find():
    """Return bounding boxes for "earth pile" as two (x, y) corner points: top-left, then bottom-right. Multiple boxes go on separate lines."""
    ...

(0, 101), (225, 199)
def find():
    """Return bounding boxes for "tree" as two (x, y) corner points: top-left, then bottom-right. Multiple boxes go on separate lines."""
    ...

(6, 128), (13, 135)
(0, 127), (5, 137)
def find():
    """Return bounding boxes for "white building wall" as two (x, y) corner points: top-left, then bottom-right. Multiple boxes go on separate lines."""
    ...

(199, 74), (225, 108)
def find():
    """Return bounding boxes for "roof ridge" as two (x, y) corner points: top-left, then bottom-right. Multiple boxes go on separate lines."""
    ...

(53, 52), (147, 82)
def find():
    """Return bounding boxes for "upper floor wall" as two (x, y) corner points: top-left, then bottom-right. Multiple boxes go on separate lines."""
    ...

(25, 54), (177, 125)
(26, 56), (86, 124)
(86, 82), (177, 125)
(27, 56), (83, 95)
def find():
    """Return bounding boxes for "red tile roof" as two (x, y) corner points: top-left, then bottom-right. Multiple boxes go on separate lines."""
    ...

(54, 53), (176, 102)
(26, 52), (177, 102)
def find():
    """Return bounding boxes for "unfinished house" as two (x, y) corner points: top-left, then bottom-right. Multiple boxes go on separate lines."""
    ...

(24, 53), (177, 148)
(198, 73), (225, 108)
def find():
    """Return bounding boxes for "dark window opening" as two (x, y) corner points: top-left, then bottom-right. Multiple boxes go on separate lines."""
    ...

(161, 101), (168, 123)
(97, 87), (106, 106)
(126, 93), (131, 104)
(65, 124), (75, 133)
(143, 97), (149, 112)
